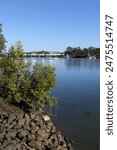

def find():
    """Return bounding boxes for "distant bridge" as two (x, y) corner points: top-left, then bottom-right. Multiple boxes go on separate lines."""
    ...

(24, 51), (65, 57)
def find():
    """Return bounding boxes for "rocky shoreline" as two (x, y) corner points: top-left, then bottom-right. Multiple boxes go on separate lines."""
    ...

(0, 103), (74, 150)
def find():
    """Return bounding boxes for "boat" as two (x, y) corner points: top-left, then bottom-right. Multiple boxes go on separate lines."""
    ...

(89, 56), (96, 59)
(66, 54), (70, 58)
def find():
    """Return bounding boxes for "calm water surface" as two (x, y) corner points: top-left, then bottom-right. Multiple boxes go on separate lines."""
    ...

(27, 58), (100, 150)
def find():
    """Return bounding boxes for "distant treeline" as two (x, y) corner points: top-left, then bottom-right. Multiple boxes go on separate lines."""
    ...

(64, 46), (100, 58)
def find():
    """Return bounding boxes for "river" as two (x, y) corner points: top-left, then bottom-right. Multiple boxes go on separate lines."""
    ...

(27, 57), (100, 150)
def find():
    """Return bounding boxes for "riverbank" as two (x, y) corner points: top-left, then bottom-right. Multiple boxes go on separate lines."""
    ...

(0, 102), (74, 150)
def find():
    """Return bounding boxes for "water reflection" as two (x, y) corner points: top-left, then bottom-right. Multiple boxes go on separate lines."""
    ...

(27, 57), (100, 70)
(27, 57), (100, 150)
(65, 58), (99, 71)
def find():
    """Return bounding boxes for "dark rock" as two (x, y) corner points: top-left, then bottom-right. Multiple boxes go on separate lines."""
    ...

(0, 131), (6, 139)
(38, 129), (48, 139)
(15, 143), (21, 149)
(4, 144), (13, 150)
(28, 139), (42, 149)
(30, 129), (36, 135)
(51, 126), (56, 133)
(0, 109), (74, 150)
(27, 134), (35, 142)
(13, 124), (22, 130)
(2, 119), (7, 124)
(5, 129), (16, 140)
(23, 123), (31, 132)
(29, 121), (36, 129)
(30, 126), (39, 135)
(0, 119), (2, 123)
(35, 133), (43, 141)
(8, 114), (16, 123)
(57, 145), (62, 150)
(30, 113), (35, 120)
(0, 112), (8, 120)
(24, 113), (30, 122)
(2, 140), (12, 148)
(18, 118), (25, 126)
(52, 135), (59, 147)
(18, 129), (29, 140)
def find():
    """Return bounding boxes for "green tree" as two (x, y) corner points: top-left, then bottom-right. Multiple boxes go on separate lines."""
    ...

(0, 24), (6, 54)
(0, 42), (56, 111)
(65, 46), (100, 58)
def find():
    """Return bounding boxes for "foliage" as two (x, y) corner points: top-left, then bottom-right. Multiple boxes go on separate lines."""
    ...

(0, 42), (56, 111)
(64, 46), (100, 58)
(0, 24), (6, 54)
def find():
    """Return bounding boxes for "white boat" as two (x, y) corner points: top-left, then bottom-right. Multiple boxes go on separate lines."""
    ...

(89, 56), (96, 59)
(66, 54), (70, 58)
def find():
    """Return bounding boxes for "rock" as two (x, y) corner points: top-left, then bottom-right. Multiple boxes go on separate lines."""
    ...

(18, 118), (25, 126)
(0, 124), (4, 133)
(34, 119), (41, 127)
(4, 144), (13, 150)
(30, 125), (39, 135)
(18, 129), (29, 139)
(31, 129), (37, 135)
(26, 146), (35, 150)
(63, 143), (67, 148)
(29, 121), (35, 128)
(30, 113), (35, 120)
(31, 134), (35, 140)
(57, 145), (62, 150)
(27, 134), (35, 142)
(24, 113), (30, 122)
(15, 143), (21, 149)
(8, 114), (16, 123)
(37, 129), (48, 139)
(5, 129), (16, 140)
(2, 140), (13, 148)
(43, 115), (50, 121)
(0, 112), (8, 120)
(51, 126), (56, 133)
(0, 141), (2, 146)
(13, 124), (21, 130)
(28, 139), (42, 149)
(0, 131), (6, 139)
(3, 120), (7, 125)
(35, 134), (43, 141)
(0, 108), (74, 149)
(23, 123), (31, 132)
(20, 141), (27, 147)
(47, 122), (53, 127)
(34, 126), (39, 131)
(52, 135), (59, 147)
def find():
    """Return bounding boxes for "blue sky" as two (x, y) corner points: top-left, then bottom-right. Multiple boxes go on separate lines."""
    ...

(0, 0), (100, 52)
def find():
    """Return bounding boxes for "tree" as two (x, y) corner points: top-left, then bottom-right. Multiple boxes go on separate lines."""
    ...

(0, 42), (56, 111)
(64, 46), (100, 58)
(0, 24), (6, 54)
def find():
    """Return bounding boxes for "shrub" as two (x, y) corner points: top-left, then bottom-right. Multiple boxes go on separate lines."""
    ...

(0, 24), (6, 54)
(0, 42), (56, 111)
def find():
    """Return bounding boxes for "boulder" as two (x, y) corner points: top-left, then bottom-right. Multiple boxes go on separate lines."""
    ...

(0, 107), (74, 150)
(43, 115), (50, 121)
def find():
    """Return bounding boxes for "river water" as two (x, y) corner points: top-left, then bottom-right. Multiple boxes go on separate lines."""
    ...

(27, 57), (100, 150)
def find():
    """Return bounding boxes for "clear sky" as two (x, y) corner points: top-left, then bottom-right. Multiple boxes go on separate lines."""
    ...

(0, 0), (100, 52)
